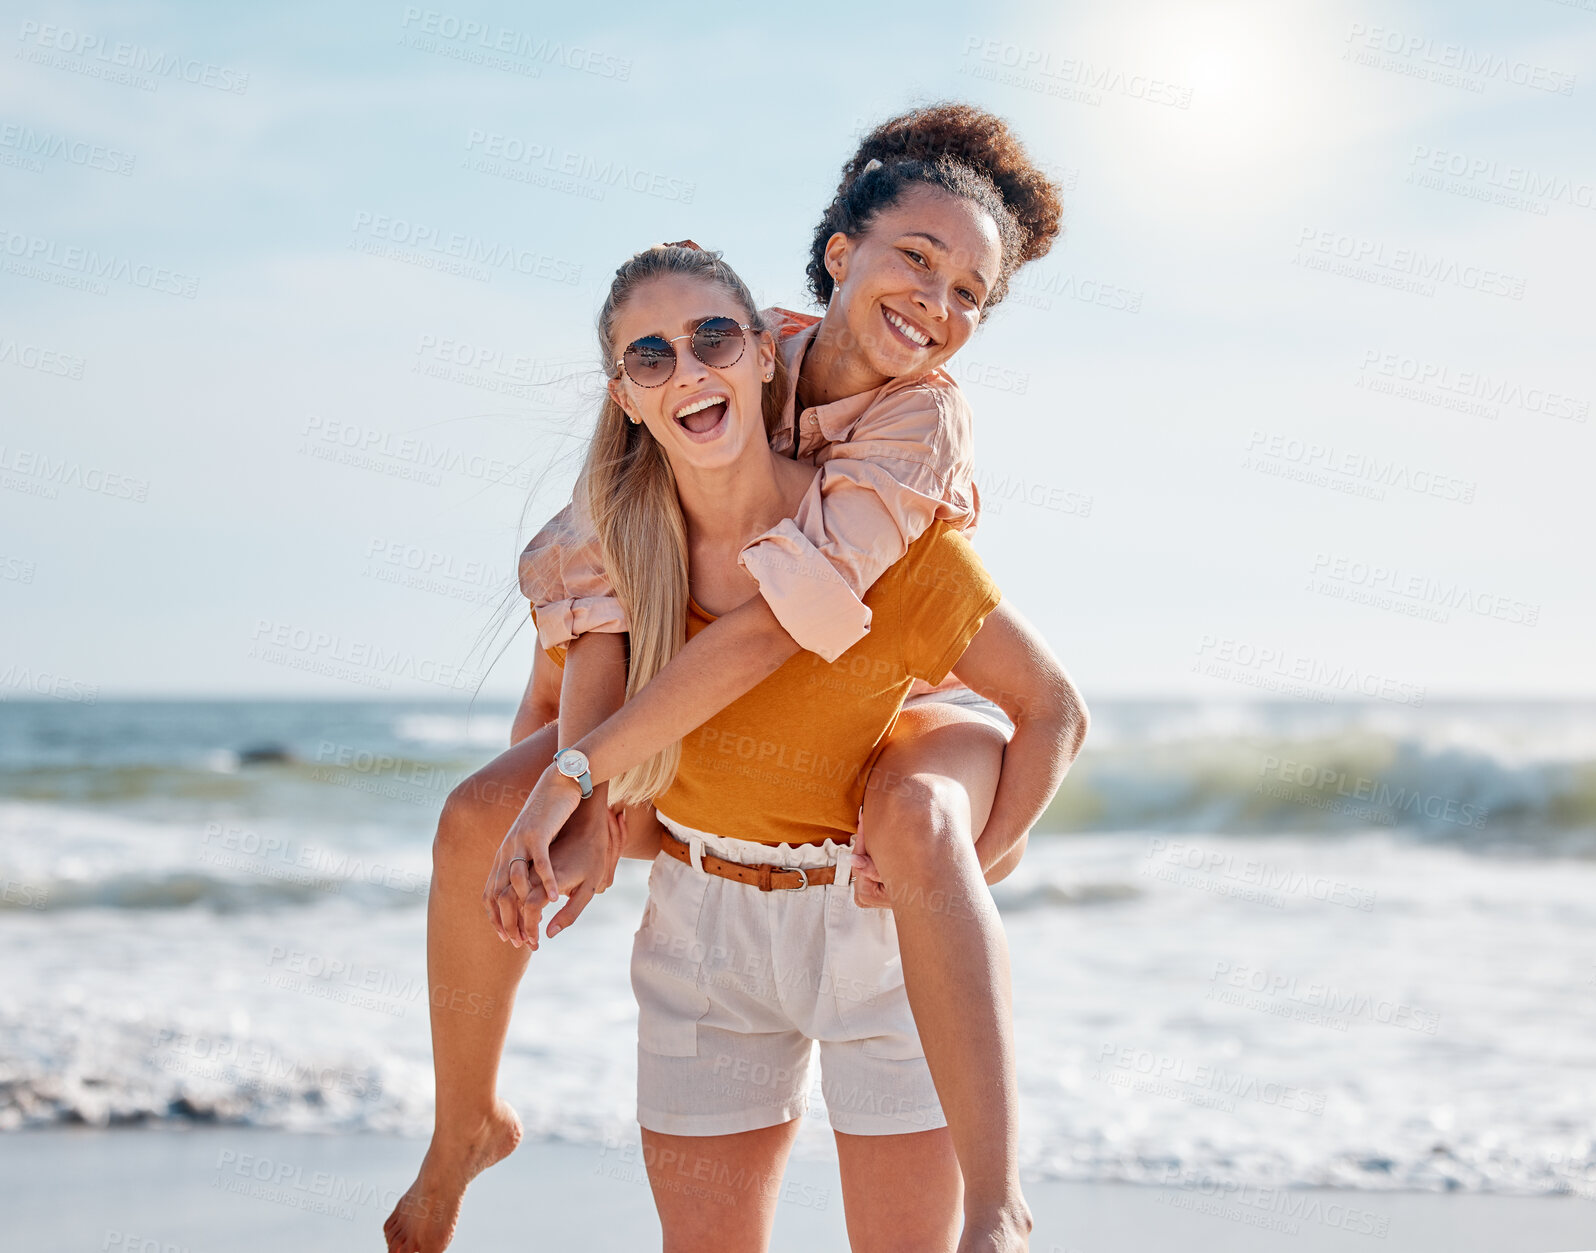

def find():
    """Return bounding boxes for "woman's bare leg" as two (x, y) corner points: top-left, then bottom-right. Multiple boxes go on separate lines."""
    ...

(640, 1120), (802, 1253)
(859, 702), (1032, 1253)
(835, 1126), (962, 1252)
(385, 723), (557, 1253)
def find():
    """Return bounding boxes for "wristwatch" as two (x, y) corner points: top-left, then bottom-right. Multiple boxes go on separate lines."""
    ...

(552, 747), (594, 799)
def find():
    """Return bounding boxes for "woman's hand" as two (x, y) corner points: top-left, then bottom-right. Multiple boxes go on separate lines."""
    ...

(482, 765), (584, 941)
(483, 815), (616, 948)
(849, 822), (891, 909)
(608, 803), (667, 861)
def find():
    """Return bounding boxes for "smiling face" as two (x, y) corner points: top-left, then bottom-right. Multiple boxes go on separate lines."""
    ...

(822, 184), (1004, 380)
(604, 275), (777, 475)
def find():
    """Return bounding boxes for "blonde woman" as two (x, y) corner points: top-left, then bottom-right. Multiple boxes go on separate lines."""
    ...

(519, 242), (1074, 1250)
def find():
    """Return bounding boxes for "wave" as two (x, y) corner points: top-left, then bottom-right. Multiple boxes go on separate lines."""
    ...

(0, 803), (431, 914)
(1045, 725), (1596, 849)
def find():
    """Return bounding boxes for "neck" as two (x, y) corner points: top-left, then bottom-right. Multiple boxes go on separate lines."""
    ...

(670, 442), (801, 551)
(796, 307), (889, 409)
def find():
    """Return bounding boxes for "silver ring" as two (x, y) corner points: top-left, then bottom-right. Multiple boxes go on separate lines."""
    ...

(509, 857), (529, 866)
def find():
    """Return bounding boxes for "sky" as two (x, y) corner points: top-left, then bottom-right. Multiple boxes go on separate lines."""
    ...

(2, 0), (1593, 702)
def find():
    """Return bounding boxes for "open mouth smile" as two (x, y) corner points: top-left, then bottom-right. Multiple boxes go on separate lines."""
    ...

(672, 392), (730, 441)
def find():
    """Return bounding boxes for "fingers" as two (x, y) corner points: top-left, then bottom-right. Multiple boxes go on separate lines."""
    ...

(530, 839), (560, 907)
(850, 852), (890, 910)
(547, 883), (597, 937)
(507, 859), (536, 946)
(494, 890), (527, 947)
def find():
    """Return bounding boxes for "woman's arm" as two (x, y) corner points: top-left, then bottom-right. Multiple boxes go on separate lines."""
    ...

(510, 640), (563, 746)
(947, 599), (1089, 879)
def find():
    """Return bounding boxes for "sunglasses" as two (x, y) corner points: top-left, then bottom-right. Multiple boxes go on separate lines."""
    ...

(612, 316), (751, 388)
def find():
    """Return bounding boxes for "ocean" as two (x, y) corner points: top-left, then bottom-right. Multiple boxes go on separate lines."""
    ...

(2, 697), (1593, 1199)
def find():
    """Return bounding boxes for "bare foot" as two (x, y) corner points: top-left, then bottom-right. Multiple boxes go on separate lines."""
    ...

(384, 1100), (523, 1253)
(957, 1198), (1034, 1253)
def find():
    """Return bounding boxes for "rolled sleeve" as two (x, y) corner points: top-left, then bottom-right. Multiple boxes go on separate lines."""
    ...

(737, 389), (975, 661)
(518, 499), (630, 651)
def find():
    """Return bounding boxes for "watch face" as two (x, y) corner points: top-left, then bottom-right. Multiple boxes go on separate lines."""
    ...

(555, 748), (587, 775)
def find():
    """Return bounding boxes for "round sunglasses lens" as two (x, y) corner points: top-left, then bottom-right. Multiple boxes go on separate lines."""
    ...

(692, 318), (746, 369)
(623, 337), (675, 386)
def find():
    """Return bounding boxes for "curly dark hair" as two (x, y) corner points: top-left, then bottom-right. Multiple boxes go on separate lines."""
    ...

(806, 101), (1065, 311)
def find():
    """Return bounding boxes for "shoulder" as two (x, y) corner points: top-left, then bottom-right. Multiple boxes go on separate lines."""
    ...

(860, 370), (974, 439)
(761, 304), (820, 341)
(879, 518), (993, 600)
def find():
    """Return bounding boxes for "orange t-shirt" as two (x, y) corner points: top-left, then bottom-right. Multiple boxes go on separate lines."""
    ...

(659, 519), (1000, 845)
(545, 520), (1001, 846)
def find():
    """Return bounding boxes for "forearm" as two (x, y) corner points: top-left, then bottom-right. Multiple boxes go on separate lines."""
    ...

(950, 603), (1090, 879)
(570, 594), (799, 785)
(511, 644), (563, 745)
(555, 633), (629, 842)
(973, 708), (1073, 880)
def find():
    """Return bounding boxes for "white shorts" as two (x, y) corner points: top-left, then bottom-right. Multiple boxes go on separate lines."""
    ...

(629, 814), (947, 1138)
(902, 686), (1015, 738)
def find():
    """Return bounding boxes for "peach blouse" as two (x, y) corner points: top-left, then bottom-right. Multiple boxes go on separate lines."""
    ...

(518, 307), (982, 666)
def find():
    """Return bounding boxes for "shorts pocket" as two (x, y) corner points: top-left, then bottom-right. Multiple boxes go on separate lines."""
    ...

(630, 855), (712, 1058)
(826, 888), (927, 1060)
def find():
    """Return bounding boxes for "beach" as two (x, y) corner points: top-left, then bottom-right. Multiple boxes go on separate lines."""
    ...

(4, 698), (1596, 1250)
(4, 1127), (1595, 1252)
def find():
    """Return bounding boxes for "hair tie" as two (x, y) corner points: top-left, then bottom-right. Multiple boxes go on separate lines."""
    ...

(664, 238), (702, 251)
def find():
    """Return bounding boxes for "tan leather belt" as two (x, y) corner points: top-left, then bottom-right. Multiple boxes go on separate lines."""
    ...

(660, 828), (838, 891)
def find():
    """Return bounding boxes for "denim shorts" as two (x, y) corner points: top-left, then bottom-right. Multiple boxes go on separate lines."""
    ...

(629, 813), (946, 1138)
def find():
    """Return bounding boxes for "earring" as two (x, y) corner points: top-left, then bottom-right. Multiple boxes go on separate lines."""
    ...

(764, 370), (774, 381)
(628, 414), (640, 424)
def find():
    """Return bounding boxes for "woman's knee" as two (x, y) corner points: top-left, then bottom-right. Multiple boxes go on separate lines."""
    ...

(863, 772), (973, 876)
(435, 768), (527, 860)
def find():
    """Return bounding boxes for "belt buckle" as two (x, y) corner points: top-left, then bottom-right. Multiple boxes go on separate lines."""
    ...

(776, 866), (809, 891)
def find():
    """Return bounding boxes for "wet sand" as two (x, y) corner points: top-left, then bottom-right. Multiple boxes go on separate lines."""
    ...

(4, 1127), (1595, 1252)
